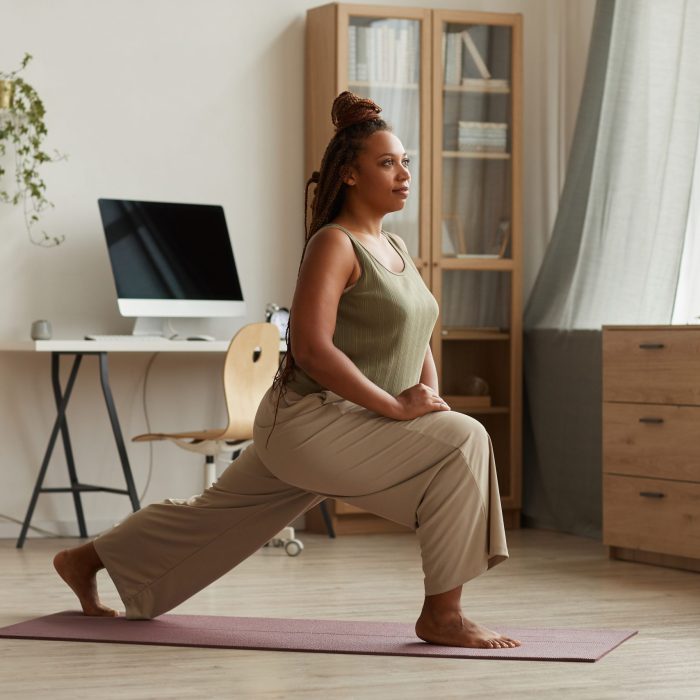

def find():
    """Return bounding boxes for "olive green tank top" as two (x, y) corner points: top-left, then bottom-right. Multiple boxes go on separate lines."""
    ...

(285, 222), (439, 397)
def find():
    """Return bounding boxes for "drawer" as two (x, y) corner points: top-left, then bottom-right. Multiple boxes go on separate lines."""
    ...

(603, 474), (700, 560)
(603, 328), (700, 404)
(603, 402), (700, 481)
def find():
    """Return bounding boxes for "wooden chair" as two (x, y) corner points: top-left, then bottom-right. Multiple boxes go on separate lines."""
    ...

(132, 322), (335, 551)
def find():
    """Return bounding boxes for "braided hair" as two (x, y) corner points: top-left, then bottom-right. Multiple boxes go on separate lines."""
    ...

(265, 91), (391, 447)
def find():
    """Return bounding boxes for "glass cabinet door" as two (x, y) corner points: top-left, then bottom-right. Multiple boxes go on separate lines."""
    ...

(438, 20), (513, 259)
(345, 14), (425, 259)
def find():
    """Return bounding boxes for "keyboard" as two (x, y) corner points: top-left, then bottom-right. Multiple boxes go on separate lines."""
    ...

(84, 334), (169, 341)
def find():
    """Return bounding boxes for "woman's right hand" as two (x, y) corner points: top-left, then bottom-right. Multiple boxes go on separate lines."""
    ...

(391, 383), (451, 420)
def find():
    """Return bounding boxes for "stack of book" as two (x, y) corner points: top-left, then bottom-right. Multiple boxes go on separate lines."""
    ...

(443, 28), (509, 89)
(348, 20), (420, 84)
(458, 121), (507, 152)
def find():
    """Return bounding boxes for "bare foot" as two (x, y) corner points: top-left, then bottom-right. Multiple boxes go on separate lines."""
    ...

(53, 548), (118, 617)
(415, 609), (521, 649)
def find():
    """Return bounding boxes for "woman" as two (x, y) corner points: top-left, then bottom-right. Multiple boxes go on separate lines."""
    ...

(54, 91), (520, 649)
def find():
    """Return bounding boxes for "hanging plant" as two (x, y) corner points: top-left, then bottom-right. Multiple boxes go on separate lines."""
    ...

(0, 53), (67, 246)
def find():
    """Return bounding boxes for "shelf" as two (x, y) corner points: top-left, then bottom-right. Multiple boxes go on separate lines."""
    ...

(441, 327), (510, 340)
(444, 83), (511, 94)
(443, 150), (510, 159)
(348, 80), (420, 90)
(440, 257), (514, 270)
(443, 396), (510, 414)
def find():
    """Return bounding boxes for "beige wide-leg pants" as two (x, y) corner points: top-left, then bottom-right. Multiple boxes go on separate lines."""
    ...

(93, 385), (509, 620)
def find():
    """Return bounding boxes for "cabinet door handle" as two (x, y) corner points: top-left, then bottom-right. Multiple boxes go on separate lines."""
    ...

(639, 491), (665, 498)
(638, 417), (664, 424)
(638, 343), (665, 349)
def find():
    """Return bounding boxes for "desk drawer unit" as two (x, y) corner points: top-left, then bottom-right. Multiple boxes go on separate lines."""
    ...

(602, 325), (700, 572)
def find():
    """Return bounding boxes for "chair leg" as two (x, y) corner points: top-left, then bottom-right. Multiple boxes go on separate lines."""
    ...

(204, 455), (216, 490)
(319, 500), (335, 538)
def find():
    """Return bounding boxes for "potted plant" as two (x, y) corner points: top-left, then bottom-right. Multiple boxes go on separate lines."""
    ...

(0, 53), (66, 246)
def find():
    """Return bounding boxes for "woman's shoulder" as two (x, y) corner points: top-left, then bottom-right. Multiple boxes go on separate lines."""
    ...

(311, 223), (356, 245)
(314, 224), (374, 259)
(306, 225), (355, 264)
(310, 223), (353, 244)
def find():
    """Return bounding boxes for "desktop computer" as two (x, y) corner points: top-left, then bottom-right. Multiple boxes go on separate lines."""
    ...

(93, 198), (246, 339)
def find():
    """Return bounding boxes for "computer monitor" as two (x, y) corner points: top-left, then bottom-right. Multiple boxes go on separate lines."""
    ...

(97, 198), (246, 335)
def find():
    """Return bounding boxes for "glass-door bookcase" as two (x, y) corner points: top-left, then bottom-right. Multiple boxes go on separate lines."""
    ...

(432, 10), (522, 518)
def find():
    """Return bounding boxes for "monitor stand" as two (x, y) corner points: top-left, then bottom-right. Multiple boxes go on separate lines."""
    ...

(132, 317), (176, 337)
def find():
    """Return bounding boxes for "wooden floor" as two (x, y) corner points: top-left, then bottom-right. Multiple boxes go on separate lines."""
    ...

(1, 528), (698, 699)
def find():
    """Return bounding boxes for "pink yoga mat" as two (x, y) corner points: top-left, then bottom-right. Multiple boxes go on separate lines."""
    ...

(0, 610), (636, 662)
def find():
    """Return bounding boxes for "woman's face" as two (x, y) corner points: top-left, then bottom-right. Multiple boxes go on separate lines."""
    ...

(343, 130), (411, 214)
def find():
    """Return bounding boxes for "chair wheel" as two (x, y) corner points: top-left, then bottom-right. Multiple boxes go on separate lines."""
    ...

(285, 539), (303, 556)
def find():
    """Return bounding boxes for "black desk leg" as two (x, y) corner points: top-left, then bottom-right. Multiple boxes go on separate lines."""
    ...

(17, 354), (83, 548)
(98, 353), (141, 513)
(53, 352), (89, 539)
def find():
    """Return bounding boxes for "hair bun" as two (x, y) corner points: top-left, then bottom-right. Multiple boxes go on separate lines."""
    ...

(331, 91), (382, 133)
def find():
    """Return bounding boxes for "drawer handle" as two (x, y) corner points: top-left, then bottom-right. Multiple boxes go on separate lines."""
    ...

(639, 417), (664, 424)
(639, 491), (665, 499)
(638, 343), (665, 349)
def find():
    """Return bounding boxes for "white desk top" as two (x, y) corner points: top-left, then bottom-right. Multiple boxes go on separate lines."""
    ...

(0, 339), (288, 353)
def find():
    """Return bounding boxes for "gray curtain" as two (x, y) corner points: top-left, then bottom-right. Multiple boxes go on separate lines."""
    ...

(522, 0), (700, 537)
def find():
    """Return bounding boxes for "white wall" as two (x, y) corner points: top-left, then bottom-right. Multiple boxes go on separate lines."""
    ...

(0, 0), (595, 538)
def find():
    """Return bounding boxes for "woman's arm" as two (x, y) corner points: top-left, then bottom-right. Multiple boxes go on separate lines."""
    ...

(419, 343), (439, 394)
(389, 233), (440, 395)
(291, 228), (403, 419)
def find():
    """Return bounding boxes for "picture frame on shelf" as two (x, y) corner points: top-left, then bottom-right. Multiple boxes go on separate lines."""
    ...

(494, 218), (511, 257)
(454, 218), (511, 258)
(442, 213), (465, 255)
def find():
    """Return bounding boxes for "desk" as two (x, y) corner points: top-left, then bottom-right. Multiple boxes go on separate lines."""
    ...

(2, 338), (287, 548)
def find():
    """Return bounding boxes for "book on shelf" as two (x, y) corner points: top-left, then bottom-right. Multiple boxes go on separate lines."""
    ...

(409, 22), (418, 83)
(458, 121), (508, 130)
(461, 30), (491, 79)
(348, 20), (419, 86)
(457, 143), (507, 153)
(397, 26), (408, 84)
(443, 28), (509, 87)
(461, 78), (509, 89)
(356, 26), (368, 80)
(368, 25), (377, 81)
(349, 25), (357, 80)
(443, 31), (463, 85)
(382, 24), (391, 83)
(455, 253), (502, 258)
(458, 121), (507, 152)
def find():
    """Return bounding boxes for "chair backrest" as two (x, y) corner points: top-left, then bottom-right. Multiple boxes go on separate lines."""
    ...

(221, 322), (281, 438)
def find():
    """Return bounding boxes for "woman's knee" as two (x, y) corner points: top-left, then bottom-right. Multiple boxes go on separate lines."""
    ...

(448, 413), (490, 471)
(440, 410), (489, 446)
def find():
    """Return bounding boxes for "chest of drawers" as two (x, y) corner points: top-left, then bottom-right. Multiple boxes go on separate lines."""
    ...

(602, 325), (700, 572)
